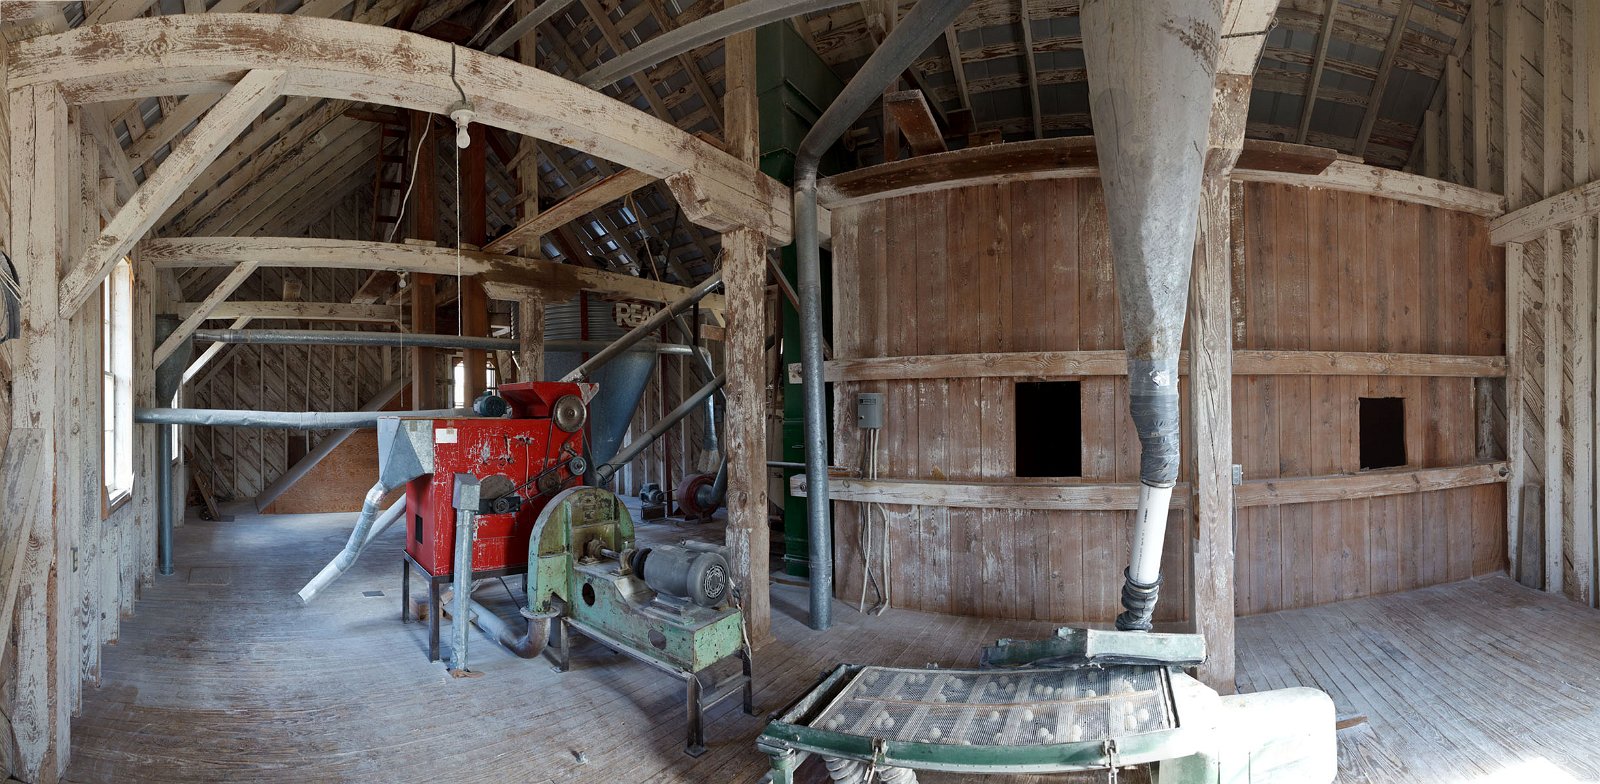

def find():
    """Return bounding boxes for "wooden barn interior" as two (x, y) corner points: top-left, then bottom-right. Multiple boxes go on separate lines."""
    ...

(1, 0), (1599, 781)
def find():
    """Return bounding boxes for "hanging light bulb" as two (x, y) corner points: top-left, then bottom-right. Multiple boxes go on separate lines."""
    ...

(448, 100), (476, 149)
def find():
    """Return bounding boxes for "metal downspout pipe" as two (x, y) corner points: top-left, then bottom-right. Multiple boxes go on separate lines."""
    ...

(1079, 0), (1221, 631)
(794, 0), (974, 631)
(135, 407), (475, 430)
(158, 426), (175, 575)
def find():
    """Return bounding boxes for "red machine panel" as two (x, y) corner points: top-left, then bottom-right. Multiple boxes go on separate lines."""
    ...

(404, 382), (588, 577)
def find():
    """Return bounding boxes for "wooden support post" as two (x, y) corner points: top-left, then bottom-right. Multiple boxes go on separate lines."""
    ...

(1506, 0), (1525, 207)
(1191, 72), (1248, 693)
(7, 81), (70, 784)
(1506, 241), (1526, 574)
(517, 291), (544, 383)
(723, 0), (770, 645)
(409, 110), (440, 409)
(1544, 227), (1563, 595)
(1445, 56), (1464, 183)
(1472, 0), (1490, 191)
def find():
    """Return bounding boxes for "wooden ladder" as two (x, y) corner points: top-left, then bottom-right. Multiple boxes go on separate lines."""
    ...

(370, 116), (410, 242)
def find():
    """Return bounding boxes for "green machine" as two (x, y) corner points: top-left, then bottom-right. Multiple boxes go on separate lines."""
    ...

(757, 629), (1337, 783)
(527, 486), (755, 756)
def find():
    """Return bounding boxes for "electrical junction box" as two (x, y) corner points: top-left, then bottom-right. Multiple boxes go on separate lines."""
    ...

(856, 392), (884, 429)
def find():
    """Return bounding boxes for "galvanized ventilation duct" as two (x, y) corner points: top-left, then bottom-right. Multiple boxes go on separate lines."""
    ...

(1081, 0), (1221, 631)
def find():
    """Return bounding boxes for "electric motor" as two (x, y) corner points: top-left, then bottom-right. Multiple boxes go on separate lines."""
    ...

(630, 543), (732, 608)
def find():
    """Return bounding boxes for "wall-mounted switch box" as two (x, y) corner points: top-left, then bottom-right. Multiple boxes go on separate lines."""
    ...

(856, 393), (884, 429)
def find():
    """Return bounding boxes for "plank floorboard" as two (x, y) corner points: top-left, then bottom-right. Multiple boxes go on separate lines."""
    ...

(63, 510), (1600, 783)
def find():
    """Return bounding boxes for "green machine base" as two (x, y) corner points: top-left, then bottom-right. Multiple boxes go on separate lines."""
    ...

(758, 628), (1337, 783)
(529, 487), (756, 756)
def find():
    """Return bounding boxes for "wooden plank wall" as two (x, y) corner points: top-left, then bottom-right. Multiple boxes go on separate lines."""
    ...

(828, 177), (1506, 624)
(1232, 182), (1506, 614)
(1429, 0), (1600, 605)
(829, 180), (1192, 625)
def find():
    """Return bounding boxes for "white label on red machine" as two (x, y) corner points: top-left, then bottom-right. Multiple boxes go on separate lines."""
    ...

(436, 428), (458, 444)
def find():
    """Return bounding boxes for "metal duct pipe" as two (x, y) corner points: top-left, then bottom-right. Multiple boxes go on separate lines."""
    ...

(560, 271), (723, 383)
(299, 418), (435, 603)
(1080, 0), (1220, 631)
(666, 315), (722, 456)
(794, 0), (975, 631)
(466, 598), (549, 658)
(451, 475), (481, 674)
(595, 373), (726, 485)
(136, 407), (475, 430)
(158, 425), (175, 576)
(297, 491), (408, 603)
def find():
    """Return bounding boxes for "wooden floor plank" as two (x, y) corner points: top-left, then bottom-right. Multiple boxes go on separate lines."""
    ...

(62, 510), (1600, 784)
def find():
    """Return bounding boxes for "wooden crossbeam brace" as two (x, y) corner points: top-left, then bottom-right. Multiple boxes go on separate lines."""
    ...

(883, 91), (947, 156)
(57, 70), (284, 319)
(174, 301), (407, 323)
(155, 262), (258, 366)
(485, 168), (657, 254)
(0, 430), (47, 675)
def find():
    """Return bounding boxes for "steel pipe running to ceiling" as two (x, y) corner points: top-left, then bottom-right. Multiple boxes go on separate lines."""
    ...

(793, 0), (975, 631)
(136, 407), (477, 430)
(560, 271), (723, 384)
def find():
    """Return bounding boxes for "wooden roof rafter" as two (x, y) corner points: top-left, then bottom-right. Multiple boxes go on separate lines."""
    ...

(13, 14), (791, 244)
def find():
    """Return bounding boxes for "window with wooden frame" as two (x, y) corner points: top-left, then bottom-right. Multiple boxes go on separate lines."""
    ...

(102, 257), (134, 504)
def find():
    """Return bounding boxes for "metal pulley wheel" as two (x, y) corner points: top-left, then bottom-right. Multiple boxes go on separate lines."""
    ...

(567, 456), (588, 476)
(552, 394), (587, 433)
(677, 473), (717, 519)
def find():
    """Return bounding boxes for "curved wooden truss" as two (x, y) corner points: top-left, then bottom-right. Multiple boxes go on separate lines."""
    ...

(12, 13), (791, 248)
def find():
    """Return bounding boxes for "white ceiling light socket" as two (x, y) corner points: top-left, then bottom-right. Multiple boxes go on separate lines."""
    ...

(448, 100), (476, 149)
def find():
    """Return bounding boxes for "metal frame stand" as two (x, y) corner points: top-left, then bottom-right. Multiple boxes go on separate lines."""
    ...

(545, 615), (755, 756)
(400, 552), (525, 663)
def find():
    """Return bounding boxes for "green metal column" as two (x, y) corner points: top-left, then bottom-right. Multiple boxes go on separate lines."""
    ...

(756, 22), (845, 578)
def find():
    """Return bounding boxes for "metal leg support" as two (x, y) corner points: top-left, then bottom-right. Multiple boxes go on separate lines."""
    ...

(741, 646), (757, 716)
(400, 559), (411, 622)
(545, 617), (571, 673)
(428, 579), (441, 662)
(686, 673), (706, 757)
(766, 749), (801, 784)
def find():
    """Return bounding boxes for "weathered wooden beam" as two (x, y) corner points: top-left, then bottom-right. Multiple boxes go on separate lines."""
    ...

(1353, 0), (1414, 157)
(0, 429), (46, 675)
(484, 0), (578, 55)
(882, 90), (947, 156)
(1472, 0), (1490, 191)
(791, 475), (1194, 512)
(1506, 0), (1526, 205)
(1491, 179), (1600, 244)
(1232, 160), (1505, 215)
(1216, 0), (1280, 75)
(1544, 225), (1563, 596)
(174, 301), (405, 323)
(1234, 462), (1509, 508)
(13, 14), (790, 243)
(800, 350), (1508, 382)
(944, 27), (972, 111)
(154, 261), (258, 366)
(1296, 0), (1338, 144)
(485, 168), (657, 254)
(142, 237), (729, 313)
(1019, 0), (1042, 139)
(57, 69), (285, 319)
(815, 137), (1367, 209)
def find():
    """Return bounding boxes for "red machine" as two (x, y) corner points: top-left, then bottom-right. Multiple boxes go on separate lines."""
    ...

(404, 381), (590, 577)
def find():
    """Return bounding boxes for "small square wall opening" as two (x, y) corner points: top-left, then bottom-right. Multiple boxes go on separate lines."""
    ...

(1359, 397), (1406, 470)
(1016, 381), (1082, 478)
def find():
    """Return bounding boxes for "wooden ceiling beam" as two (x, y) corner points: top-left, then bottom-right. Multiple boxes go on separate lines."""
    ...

(1019, 0), (1042, 139)
(1354, 0), (1415, 157)
(1297, 0), (1339, 144)
(141, 236), (730, 312)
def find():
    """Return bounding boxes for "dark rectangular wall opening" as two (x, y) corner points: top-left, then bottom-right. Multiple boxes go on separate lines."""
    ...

(1359, 397), (1406, 470)
(1016, 381), (1082, 477)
